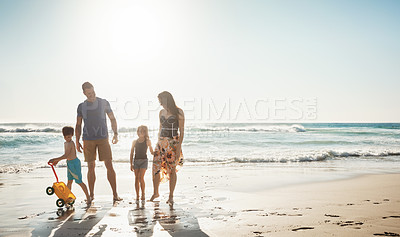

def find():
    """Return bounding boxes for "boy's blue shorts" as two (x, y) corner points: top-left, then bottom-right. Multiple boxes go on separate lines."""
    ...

(67, 158), (83, 184)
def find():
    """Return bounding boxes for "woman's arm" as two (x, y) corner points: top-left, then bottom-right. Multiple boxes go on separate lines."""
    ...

(130, 140), (136, 171)
(158, 110), (162, 139)
(176, 109), (185, 156)
(178, 109), (185, 144)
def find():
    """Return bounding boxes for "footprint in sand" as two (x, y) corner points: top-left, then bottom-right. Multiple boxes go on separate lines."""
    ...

(292, 227), (314, 231)
(18, 212), (46, 220)
(373, 232), (400, 236)
(325, 214), (340, 218)
(258, 213), (269, 216)
(288, 214), (303, 216)
(382, 216), (400, 219)
(334, 220), (363, 227)
(268, 212), (285, 216)
(242, 209), (263, 212)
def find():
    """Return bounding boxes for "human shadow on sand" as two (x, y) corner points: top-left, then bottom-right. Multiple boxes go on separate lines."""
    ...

(128, 201), (209, 237)
(31, 203), (112, 237)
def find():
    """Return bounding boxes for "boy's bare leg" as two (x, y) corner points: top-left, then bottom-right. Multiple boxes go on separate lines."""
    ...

(104, 159), (121, 201)
(67, 180), (73, 191)
(78, 182), (91, 204)
(150, 172), (160, 201)
(87, 161), (96, 200)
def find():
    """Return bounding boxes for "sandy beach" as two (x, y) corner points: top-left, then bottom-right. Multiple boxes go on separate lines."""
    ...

(1, 0), (400, 235)
(0, 163), (399, 237)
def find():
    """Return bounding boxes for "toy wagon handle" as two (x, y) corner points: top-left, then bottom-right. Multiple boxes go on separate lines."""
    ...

(48, 162), (59, 183)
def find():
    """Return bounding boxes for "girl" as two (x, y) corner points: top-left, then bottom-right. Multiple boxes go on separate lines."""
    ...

(150, 91), (185, 206)
(130, 125), (154, 201)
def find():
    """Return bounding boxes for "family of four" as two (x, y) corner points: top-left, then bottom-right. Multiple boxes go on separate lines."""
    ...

(49, 82), (184, 206)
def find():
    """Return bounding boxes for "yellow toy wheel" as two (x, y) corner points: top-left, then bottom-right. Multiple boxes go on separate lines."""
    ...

(56, 199), (65, 207)
(46, 187), (54, 195)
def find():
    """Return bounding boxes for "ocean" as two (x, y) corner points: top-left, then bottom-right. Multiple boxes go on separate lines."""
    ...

(1, 122), (400, 175)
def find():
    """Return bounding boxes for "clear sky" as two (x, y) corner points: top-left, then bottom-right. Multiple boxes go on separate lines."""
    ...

(1, 0), (399, 125)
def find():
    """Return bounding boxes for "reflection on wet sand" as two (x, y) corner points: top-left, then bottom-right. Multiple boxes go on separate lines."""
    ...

(31, 203), (112, 237)
(128, 201), (208, 236)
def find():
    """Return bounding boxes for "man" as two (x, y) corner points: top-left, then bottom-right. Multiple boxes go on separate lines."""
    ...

(75, 82), (122, 203)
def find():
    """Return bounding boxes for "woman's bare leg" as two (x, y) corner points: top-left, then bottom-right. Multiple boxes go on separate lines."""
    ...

(150, 172), (160, 201)
(168, 167), (177, 204)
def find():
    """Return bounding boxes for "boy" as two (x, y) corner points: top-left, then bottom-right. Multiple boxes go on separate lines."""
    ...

(49, 126), (91, 204)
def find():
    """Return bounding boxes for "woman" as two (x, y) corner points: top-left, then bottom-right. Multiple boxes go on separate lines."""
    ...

(150, 91), (184, 205)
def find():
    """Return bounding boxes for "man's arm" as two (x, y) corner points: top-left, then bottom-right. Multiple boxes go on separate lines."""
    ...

(107, 112), (118, 144)
(75, 116), (83, 153)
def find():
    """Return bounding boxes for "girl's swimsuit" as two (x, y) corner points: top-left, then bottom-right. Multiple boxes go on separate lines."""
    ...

(133, 139), (148, 169)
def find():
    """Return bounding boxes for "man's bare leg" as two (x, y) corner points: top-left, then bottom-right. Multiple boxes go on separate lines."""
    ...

(104, 159), (121, 201)
(87, 161), (96, 200)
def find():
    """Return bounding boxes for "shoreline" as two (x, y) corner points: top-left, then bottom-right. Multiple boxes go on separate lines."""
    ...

(0, 164), (399, 236)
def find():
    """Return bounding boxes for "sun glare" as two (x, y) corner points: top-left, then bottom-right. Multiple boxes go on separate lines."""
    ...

(110, 5), (164, 63)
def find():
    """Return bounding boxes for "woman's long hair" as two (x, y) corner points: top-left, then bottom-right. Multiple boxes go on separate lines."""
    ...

(158, 91), (181, 123)
(137, 125), (149, 141)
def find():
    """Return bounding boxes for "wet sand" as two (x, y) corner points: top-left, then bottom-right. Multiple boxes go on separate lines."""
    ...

(0, 163), (399, 236)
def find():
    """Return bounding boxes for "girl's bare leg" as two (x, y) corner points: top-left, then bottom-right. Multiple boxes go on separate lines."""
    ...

(139, 169), (146, 200)
(134, 169), (140, 200)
